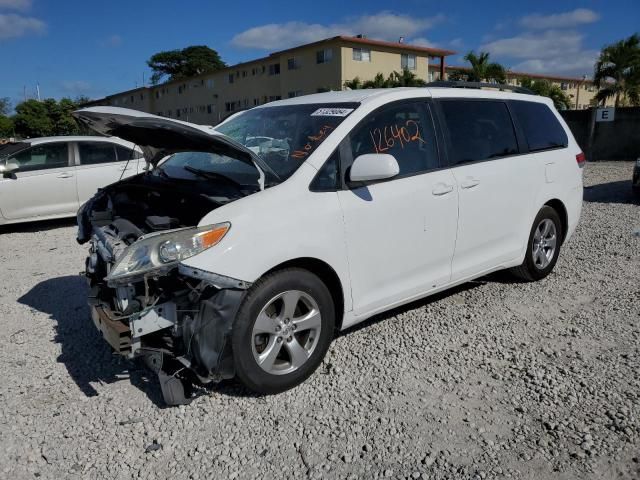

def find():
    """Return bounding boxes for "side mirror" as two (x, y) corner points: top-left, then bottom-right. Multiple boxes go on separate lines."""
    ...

(349, 153), (400, 184)
(0, 160), (19, 177)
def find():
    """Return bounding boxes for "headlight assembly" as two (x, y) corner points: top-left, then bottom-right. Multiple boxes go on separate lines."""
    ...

(106, 222), (230, 284)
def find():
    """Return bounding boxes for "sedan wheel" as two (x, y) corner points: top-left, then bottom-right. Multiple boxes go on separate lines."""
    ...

(532, 218), (557, 269)
(252, 290), (322, 375)
(232, 268), (335, 394)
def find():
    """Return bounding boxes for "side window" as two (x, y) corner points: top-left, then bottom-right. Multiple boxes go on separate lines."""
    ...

(348, 101), (439, 177)
(510, 101), (568, 152)
(440, 100), (519, 165)
(78, 142), (117, 165)
(9, 143), (69, 172)
(116, 145), (142, 161)
(310, 150), (339, 192)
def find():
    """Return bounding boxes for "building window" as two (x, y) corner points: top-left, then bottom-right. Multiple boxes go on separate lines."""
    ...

(253, 98), (259, 106)
(130, 95), (134, 102)
(560, 82), (568, 90)
(228, 74), (234, 84)
(287, 57), (301, 70)
(155, 91), (159, 99)
(251, 67), (257, 76)
(288, 90), (303, 98)
(352, 48), (371, 62)
(316, 48), (333, 64)
(225, 102), (236, 112)
(262, 65), (266, 73)
(207, 79), (214, 88)
(268, 63), (281, 75)
(401, 54), (417, 70)
(268, 95), (282, 102)
(176, 109), (181, 118)
(242, 70), (247, 78)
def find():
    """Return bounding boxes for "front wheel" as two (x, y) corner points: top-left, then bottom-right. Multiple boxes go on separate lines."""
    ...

(510, 206), (563, 282)
(231, 268), (335, 394)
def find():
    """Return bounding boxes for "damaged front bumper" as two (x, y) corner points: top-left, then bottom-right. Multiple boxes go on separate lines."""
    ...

(84, 224), (250, 404)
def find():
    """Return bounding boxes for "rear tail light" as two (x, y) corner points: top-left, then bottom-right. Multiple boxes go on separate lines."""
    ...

(576, 152), (586, 168)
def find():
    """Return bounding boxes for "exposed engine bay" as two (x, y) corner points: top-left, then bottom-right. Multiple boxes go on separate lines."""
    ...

(79, 170), (255, 405)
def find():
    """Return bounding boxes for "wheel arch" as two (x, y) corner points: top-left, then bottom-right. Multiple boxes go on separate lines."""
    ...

(543, 198), (568, 243)
(262, 257), (346, 331)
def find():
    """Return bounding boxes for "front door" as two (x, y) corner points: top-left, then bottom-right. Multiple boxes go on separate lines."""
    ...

(337, 100), (459, 316)
(0, 142), (77, 220)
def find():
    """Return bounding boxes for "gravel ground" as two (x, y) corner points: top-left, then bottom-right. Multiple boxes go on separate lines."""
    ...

(0, 161), (638, 480)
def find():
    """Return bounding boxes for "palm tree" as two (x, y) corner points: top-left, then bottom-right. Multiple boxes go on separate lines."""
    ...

(343, 77), (363, 90)
(520, 78), (572, 110)
(463, 51), (506, 84)
(363, 73), (391, 89)
(594, 34), (640, 107)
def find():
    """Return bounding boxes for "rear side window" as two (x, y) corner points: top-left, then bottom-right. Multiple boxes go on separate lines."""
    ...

(78, 142), (117, 165)
(116, 145), (142, 161)
(348, 101), (439, 176)
(440, 100), (519, 165)
(510, 101), (568, 152)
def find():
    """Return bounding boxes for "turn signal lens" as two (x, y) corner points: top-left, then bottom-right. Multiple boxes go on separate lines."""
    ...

(197, 224), (230, 249)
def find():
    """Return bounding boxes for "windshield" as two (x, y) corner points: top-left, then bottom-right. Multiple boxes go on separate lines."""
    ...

(157, 151), (260, 191)
(216, 103), (359, 182)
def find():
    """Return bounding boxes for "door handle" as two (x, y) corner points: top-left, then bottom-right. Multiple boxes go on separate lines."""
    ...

(432, 183), (454, 196)
(460, 178), (480, 189)
(57, 172), (73, 179)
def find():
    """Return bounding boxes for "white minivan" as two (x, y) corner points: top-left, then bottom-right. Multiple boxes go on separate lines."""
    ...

(0, 136), (143, 225)
(74, 87), (583, 405)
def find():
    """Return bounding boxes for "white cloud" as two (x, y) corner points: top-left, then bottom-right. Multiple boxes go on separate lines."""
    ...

(511, 51), (598, 76)
(481, 30), (597, 76)
(0, 13), (45, 40)
(61, 80), (91, 95)
(100, 34), (122, 47)
(231, 12), (445, 50)
(0, 0), (32, 10)
(411, 37), (437, 48)
(520, 8), (599, 30)
(481, 30), (583, 59)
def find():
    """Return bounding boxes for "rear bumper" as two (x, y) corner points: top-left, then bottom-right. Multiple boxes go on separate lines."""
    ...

(564, 184), (583, 242)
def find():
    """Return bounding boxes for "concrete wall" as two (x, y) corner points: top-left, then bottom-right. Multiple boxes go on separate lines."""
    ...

(561, 107), (640, 160)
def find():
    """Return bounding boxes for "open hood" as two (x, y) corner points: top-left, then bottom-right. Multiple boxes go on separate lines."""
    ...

(72, 107), (263, 171)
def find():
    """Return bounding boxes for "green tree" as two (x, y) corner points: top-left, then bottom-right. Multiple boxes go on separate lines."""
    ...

(0, 115), (13, 137)
(594, 33), (640, 107)
(343, 77), (363, 90)
(388, 69), (427, 87)
(462, 51), (506, 83)
(147, 45), (227, 84)
(363, 73), (391, 88)
(13, 99), (54, 138)
(519, 78), (572, 110)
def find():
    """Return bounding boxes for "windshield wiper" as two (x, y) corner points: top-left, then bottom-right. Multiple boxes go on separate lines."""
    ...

(183, 165), (243, 189)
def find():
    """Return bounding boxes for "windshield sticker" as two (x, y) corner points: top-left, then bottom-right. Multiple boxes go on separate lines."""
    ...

(311, 108), (354, 117)
(291, 125), (333, 159)
(369, 120), (425, 153)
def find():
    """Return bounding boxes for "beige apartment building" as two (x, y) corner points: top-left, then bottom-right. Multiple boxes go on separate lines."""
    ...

(96, 35), (602, 126)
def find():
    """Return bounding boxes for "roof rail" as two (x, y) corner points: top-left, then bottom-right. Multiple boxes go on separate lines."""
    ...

(426, 80), (534, 95)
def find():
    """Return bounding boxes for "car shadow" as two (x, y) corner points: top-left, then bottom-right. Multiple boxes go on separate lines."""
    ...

(0, 217), (77, 234)
(583, 180), (639, 205)
(14, 274), (512, 405)
(17, 275), (167, 407)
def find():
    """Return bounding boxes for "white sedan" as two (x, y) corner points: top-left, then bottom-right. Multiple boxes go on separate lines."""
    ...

(0, 136), (144, 225)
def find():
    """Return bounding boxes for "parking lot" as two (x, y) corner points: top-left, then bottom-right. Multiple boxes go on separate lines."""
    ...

(0, 161), (638, 480)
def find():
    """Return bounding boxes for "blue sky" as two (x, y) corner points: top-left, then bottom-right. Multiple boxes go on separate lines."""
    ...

(0, 0), (638, 107)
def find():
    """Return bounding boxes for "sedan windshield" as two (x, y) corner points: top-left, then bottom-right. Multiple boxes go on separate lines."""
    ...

(216, 103), (359, 182)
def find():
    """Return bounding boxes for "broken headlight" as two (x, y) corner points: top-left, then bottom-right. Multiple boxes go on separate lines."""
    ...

(106, 223), (230, 283)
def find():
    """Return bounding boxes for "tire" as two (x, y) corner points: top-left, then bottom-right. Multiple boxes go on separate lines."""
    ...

(510, 206), (563, 282)
(231, 268), (335, 394)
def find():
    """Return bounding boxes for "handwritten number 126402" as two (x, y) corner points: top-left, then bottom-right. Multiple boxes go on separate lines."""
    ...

(369, 120), (425, 153)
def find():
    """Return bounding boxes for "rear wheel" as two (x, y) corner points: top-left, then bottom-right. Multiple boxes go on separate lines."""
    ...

(232, 268), (335, 394)
(510, 206), (563, 281)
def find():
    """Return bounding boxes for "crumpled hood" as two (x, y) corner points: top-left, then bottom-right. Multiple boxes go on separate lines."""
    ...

(72, 106), (257, 168)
